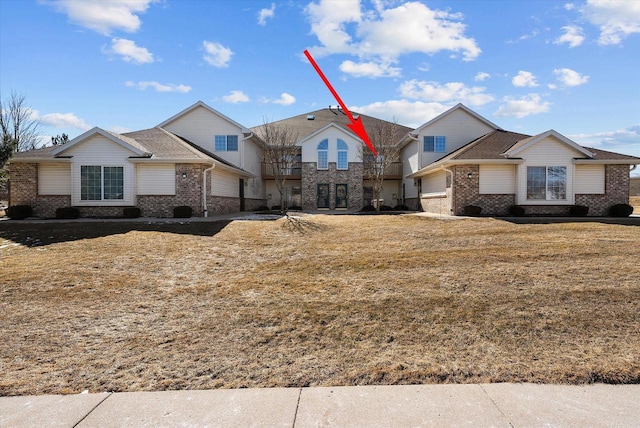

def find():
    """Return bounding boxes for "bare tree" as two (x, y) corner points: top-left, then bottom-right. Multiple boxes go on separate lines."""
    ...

(254, 119), (300, 213)
(360, 120), (404, 212)
(1, 92), (40, 156)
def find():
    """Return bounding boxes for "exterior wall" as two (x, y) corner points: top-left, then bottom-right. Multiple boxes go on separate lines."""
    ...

(38, 163), (71, 195)
(265, 180), (302, 208)
(162, 105), (244, 167)
(515, 137), (583, 206)
(137, 164), (176, 195)
(206, 195), (240, 215)
(175, 164), (205, 216)
(479, 165), (516, 194)
(8, 163), (38, 208)
(630, 177), (640, 196)
(34, 195), (72, 218)
(422, 170), (446, 195)
(401, 140), (419, 199)
(404, 197), (421, 211)
(420, 193), (450, 214)
(65, 134), (136, 206)
(300, 126), (362, 164)
(363, 179), (402, 207)
(451, 165), (516, 216)
(244, 198), (267, 211)
(416, 109), (495, 169)
(575, 164), (630, 216)
(301, 162), (363, 210)
(211, 168), (239, 198)
(243, 139), (264, 200)
(574, 164), (605, 194)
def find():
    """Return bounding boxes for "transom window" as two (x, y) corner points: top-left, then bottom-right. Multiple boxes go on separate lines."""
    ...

(81, 166), (124, 201)
(337, 139), (348, 170)
(317, 139), (328, 170)
(527, 166), (566, 200)
(424, 136), (446, 152)
(214, 135), (238, 151)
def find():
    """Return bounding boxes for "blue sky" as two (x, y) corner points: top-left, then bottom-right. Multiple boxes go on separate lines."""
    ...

(1, 0), (639, 167)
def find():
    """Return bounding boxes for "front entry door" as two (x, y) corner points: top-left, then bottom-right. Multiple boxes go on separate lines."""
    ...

(317, 184), (330, 208)
(335, 184), (348, 209)
(239, 178), (245, 211)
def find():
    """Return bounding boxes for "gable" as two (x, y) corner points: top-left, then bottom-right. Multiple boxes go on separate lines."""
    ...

(63, 134), (143, 162)
(518, 135), (588, 163)
(298, 124), (363, 163)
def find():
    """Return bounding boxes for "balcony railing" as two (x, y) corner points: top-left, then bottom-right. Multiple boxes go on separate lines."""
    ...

(261, 163), (302, 179)
(363, 162), (403, 179)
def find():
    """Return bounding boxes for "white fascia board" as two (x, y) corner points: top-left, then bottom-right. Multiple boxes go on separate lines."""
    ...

(574, 159), (640, 165)
(505, 130), (594, 158)
(412, 103), (501, 135)
(407, 159), (522, 178)
(295, 123), (361, 146)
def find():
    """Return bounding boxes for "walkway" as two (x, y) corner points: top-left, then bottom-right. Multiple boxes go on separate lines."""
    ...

(2, 384), (639, 427)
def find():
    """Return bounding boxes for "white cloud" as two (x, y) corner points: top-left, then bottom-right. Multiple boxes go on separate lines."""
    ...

(581, 0), (640, 45)
(494, 94), (551, 118)
(46, 0), (158, 35)
(350, 99), (450, 128)
(257, 3), (276, 26)
(474, 72), (491, 82)
(272, 93), (296, 106)
(553, 68), (589, 87)
(107, 38), (154, 64)
(125, 81), (191, 93)
(203, 41), (233, 68)
(399, 80), (494, 106)
(569, 124), (640, 148)
(554, 25), (585, 47)
(305, 0), (480, 77)
(339, 60), (401, 78)
(512, 70), (538, 88)
(40, 112), (92, 131)
(222, 90), (250, 103)
(565, 3), (576, 11)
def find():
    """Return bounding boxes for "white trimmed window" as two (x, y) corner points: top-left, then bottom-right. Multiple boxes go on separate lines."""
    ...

(424, 136), (446, 152)
(527, 166), (566, 200)
(214, 135), (238, 151)
(317, 139), (328, 170)
(81, 166), (124, 201)
(337, 139), (348, 170)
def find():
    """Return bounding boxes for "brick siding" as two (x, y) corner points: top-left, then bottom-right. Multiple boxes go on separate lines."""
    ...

(301, 162), (364, 210)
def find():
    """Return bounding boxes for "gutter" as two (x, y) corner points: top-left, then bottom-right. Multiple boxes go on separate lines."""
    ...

(203, 164), (216, 217)
(241, 132), (254, 170)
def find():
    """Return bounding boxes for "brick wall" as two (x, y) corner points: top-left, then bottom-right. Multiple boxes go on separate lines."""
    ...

(575, 164), (630, 216)
(420, 194), (450, 214)
(8, 163), (37, 208)
(243, 198), (267, 211)
(301, 163), (364, 210)
(207, 195), (240, 215)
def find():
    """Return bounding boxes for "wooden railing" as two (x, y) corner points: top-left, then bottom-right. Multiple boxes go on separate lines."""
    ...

(363, 162), (403, 179)
(261, 163), (302, 179)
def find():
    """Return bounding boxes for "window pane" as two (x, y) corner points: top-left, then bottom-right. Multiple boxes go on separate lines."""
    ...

(317, 139), (328, 150)
(337, 139), (348, 150)
(547, 166), (566, 200)
(423, 136), (434, 152)
(435, 136), (446, 152)
(337, 150), (348, 169)
(103, 167), (124, 200)
(527, 166), (546, 200)
(81, 166), (101, 200)
(226, 135), (238, 151)
(214, 135), (226, 151)
(317, 150), (328, 169)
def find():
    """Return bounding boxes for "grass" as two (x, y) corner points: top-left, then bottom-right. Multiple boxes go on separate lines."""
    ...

(1, 214), (639, 396)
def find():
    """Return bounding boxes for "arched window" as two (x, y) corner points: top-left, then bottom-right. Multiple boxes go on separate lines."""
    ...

(317, 139), (328, 170)
(337, 139), (348, 170)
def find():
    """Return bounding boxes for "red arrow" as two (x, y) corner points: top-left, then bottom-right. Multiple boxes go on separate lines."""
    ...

(303, 50), (378, 157)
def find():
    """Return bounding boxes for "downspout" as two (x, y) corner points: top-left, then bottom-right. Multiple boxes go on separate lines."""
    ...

(441, 166), (454, 216)
(241, 132), (254, 170)
(631, 165), (638, 172)
(203, 163), (216, 217)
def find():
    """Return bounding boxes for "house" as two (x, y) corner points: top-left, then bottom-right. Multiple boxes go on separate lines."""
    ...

(9, 102), (265, 218)
(7, 101), (639, 217)
(252, 108), (412, 211)
(401, 104), (639, 216)
(631, 177), (640, 197)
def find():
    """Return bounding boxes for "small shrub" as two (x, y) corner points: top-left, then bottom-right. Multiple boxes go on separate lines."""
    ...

(173, 205), (193, 218)
(463, 205), (482, 216)
(360, 205), (376, 212)
(379, 205), (393, 211)
(270, 205), (282, 211)
(392, 204), (410, 211)
(123, 207), (141, 218)
(7, 205), (33, 220)
(254, 205), (270, 211)
(55, 206), (80, 219)
(569, 205), (589, 217)
(509, 205), (525, 217)
(609, 203), (633, 217)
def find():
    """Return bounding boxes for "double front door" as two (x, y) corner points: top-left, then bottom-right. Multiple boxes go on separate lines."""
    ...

(317, 184), (348, 209)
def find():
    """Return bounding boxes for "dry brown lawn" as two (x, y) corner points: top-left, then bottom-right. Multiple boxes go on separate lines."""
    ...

(1, 214), (639, 396)
(630, 196), (640, 213)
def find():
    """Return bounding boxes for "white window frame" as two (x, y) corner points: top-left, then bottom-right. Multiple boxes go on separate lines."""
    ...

(214, 135), (239, 151)
(317, 139), (328, 170)
(80, 165), (124, 201)
(423, 136), (446, 153)
(337, 139), (348, 170)
(526, 166), (567, 201)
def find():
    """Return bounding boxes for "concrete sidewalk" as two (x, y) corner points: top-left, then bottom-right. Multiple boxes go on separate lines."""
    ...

(2, 384), (639, 427)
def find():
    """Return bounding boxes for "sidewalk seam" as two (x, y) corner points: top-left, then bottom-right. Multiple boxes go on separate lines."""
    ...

(479, 385), (514, 428)
(72, 392), (112, 428)
(291, 388), (302, 427)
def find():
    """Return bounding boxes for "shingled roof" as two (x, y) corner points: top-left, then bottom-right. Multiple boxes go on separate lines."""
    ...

(250, 107), (413, 143)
